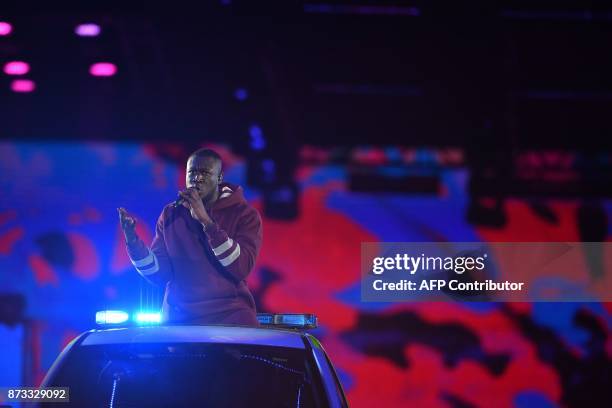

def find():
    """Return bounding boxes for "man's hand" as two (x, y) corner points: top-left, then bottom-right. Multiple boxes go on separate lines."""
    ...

(178, 188), (213, 226)
(117, 207), (138, 243)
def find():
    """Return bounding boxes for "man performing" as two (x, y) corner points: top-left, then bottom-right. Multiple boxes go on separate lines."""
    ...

(118, 148), (262, 325)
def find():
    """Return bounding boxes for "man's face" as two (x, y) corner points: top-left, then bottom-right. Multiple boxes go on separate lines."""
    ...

(186, 155), (222, 202)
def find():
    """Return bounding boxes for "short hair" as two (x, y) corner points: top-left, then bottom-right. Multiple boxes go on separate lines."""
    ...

(189, 148), (223, 172)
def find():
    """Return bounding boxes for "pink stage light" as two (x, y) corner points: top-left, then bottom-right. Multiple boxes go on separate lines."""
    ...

(4, 61), (30, 75)
(11, 79), (36, 93)
(0, 22), (12, 36)
(75, 23), (101, 37)
(89, 62), (117, 77)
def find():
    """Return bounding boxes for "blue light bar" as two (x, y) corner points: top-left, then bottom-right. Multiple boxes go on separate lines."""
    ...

(257, 313), (318, 329)
(96, 310), (129, 325)
(134, 312), (162, 324)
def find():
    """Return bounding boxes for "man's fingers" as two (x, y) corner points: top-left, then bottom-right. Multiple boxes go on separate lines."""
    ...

(117, 207), (135, 227)
(178, 190), (196, 202)
(180, 187), (199, 195)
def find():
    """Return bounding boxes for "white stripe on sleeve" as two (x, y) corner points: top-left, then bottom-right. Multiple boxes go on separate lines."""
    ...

(218, 244), (241, 266)
(138, 260), (159, 275)
(131, 251), (155, 267)
(131, 250), (159, 275)
(212, 238), (234, 256)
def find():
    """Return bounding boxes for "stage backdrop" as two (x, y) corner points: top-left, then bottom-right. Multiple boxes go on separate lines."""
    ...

(0, 141), (610, 407)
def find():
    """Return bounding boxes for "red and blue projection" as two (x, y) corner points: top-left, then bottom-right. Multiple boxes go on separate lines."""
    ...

(0, 141), (610, 407)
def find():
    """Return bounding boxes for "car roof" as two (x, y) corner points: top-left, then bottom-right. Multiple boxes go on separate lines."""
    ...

(80, 325), (307, 349)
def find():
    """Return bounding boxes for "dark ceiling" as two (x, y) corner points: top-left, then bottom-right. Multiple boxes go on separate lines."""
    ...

(1, 1), (611, 155)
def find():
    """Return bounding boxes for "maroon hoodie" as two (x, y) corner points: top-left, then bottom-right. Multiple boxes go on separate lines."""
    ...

(126, 183), (262, 325)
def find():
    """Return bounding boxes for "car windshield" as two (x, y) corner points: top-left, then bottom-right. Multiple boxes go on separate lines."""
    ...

(47, 342), (324, 407)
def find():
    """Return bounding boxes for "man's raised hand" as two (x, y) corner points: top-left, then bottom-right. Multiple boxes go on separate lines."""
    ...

(117, 207), (138, 242)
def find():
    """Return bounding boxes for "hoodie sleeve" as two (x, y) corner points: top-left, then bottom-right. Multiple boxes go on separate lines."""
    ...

(125, 209), (173, 286)
(204, 206), (262, 282)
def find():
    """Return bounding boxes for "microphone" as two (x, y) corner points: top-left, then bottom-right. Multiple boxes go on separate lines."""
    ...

(173, 195), (185, 208)
(172, 188), (198, 208)
(173, 187), (204, 208)
(173, 188), (193, 208)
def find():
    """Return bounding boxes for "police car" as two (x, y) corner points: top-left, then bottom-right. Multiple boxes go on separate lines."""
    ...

(40, 311), (348, 407)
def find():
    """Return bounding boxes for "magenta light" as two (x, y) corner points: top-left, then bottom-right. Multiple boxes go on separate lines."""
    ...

(0, 22), (12, 36)
(11, 79), (36, 93)
(89, 62), (117, 77)
(4, 61), (30, 75)
(75, 23), (101, 37)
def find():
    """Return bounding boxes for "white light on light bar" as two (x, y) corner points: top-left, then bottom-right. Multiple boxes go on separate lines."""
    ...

(96, 310), (129, 325)
(135, 312), (161, 324)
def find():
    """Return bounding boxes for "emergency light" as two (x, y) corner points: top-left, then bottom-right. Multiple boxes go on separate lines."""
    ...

(256, 313), (318, 329)
(95, 310), (129, 325)
(95, 310), (317, 329)
(95, 310), (161, 326)
(135, 312), (162, 324)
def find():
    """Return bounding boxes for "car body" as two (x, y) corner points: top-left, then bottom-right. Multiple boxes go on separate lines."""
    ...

(40, 323), (349, 407)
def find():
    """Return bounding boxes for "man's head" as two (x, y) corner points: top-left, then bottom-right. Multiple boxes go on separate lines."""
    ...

(186, 148), (223, 204)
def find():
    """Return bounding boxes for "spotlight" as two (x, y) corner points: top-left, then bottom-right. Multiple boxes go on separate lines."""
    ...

(11, 79), (35, 93)
(0, 22), (12, 36)
(75, 23), (101, 37)
(3, 61), (30, 76)
(89, 62), (117, 77)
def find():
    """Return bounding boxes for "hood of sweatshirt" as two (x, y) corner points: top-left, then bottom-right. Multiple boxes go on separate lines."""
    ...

(212, 182), (247, 210)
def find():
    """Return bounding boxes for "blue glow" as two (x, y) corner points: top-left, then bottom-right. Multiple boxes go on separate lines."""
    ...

(384, 147), (402, 162)
(134, 312), (162, 324)
(241, 354), (304, 375)
(280, 315), (307, 326)
(249, 124), (266, 150)
(262, 159), (276, 183)
(514, 391), (557, 408)
(257, 313), (318, 329)
(262, 159), (275, 172)
(96, 310), (129, 325)
(257, 315), (274, 324)
(270, 186), (294, 203)
(234, 88), (248, 101)
(109, 377), (118, 408)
